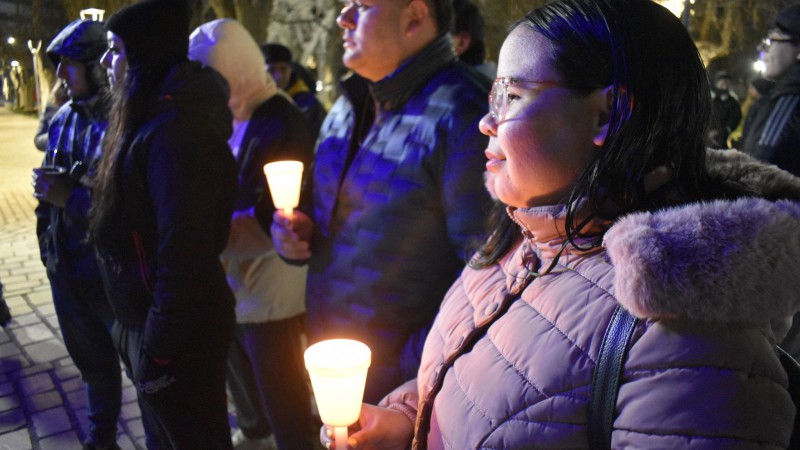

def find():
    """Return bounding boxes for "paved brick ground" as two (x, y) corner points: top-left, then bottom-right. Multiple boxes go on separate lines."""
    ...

(0, 107), (146, 450)
(0, 106), (324, 450)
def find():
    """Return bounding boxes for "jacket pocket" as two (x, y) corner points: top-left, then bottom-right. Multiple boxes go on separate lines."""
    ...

(131, 230), (155, 294)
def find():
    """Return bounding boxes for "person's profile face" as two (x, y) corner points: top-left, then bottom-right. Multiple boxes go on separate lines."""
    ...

(56, 57), (90, 100)
(100, 31), (127, 90)
(478, 27), (602, 209)
(762, 29), (800, 80)
(266, 61), (292, 90)
(335, 0), (412, 82)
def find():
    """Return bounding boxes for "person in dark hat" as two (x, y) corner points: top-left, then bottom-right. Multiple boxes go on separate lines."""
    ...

(452, 0), (496, 80)
(89, 0), (238, 448)
(261, 43), (326, 138)
(739, 3), (800, 176)
(31, 18), (122, 450)
(706, 70), (741, 148)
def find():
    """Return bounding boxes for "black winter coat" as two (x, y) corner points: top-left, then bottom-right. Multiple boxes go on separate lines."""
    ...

(94, 61), (237, 361)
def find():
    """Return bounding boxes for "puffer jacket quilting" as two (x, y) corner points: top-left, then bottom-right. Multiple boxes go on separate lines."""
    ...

(306, 36), (492, 374)
(384, 149), (800, 449)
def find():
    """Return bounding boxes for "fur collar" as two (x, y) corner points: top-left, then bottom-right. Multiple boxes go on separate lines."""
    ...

(605, 150), (800, 325)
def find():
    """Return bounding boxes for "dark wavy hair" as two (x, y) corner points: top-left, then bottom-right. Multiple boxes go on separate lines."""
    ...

(472, 0), (718, 268)
(428, 0), (454, 36)
(88, 62), (170, 246)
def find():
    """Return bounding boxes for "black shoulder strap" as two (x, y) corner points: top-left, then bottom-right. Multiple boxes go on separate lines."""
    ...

(590, 310), (800, 449)
(588, 305), (638, 450)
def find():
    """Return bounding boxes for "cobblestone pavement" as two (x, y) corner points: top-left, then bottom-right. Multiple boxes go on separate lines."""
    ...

(0, 106), (324, 450)
(0, 107), (147, 450)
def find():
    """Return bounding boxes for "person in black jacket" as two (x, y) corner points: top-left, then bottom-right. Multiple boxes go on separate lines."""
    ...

(90, 1), (238, 448)
(32, 19), (122, 450)
(707, 70), (741, 149)
(740, 3), (800, 176)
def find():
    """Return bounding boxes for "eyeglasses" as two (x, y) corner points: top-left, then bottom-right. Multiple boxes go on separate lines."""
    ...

(761, 37), (799, 49)
(340, 0), (367, 10)
(489, 77), (563, 122)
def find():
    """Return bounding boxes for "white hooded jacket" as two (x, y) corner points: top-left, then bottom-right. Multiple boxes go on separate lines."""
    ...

(189, 19), (308, 324)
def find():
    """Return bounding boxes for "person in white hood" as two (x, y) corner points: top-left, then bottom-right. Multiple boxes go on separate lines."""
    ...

(188, 18), (316, 450)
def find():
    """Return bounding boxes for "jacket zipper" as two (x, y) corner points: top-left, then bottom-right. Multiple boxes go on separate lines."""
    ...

(131, 230), (155, 294)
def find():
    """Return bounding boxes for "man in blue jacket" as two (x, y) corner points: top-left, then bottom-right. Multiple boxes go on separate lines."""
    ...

(32, 20), (121, 450)
(272, 0), (492, 403)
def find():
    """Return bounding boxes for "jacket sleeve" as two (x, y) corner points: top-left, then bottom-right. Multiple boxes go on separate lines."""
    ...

(249, 98), (317, 266)
(750, 94), (800, 177)
(35, 114), (60, 263)
(221, 207), (274, 261)
(142, 118), (237, 361)
(379, 378), (419, 426)
(612, 319), (794, 448)
(439, 97), (492, 261)
(62, 185), (93, 230)
(246, 99), (316, 233)
(35, 201), (51, 265)
(33, 111), (51, 151)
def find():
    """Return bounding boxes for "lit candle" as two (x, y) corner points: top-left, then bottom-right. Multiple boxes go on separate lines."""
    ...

(304, 339), (371, 448)
(263, 160), (304, 215)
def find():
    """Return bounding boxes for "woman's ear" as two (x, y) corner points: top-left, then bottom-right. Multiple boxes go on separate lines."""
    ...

(593, 85), (614, 147)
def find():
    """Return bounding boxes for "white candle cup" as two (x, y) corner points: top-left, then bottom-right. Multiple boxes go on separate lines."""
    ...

(304, 339), (371, 447)
(263, 160), (304, 215)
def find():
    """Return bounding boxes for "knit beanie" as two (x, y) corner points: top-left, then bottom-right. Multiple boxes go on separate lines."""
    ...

(105, 0), (190, 71)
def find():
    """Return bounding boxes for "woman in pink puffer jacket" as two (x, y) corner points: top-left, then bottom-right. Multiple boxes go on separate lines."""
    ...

(326, 0), (800, 449)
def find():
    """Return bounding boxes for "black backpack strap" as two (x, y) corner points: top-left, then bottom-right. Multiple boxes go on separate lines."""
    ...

(589, 311), (798, 449)
(588, 305), (638, 449)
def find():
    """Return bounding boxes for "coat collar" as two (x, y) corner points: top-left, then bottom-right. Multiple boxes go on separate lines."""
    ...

(369, 35), (457, 112)
(505, 150), (800, 327)
(773, 63), (800, 97)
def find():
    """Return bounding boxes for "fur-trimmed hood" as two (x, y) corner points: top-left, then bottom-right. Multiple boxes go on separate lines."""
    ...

(605, 149), (800, 326)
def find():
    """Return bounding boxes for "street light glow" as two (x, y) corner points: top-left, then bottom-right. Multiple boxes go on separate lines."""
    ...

(753, 60), (766, 73)
(655, 0), (685, 18)
(80, 8), (106, 21)
(7, 36), (15, 45)
(10, 60), (19, 67)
